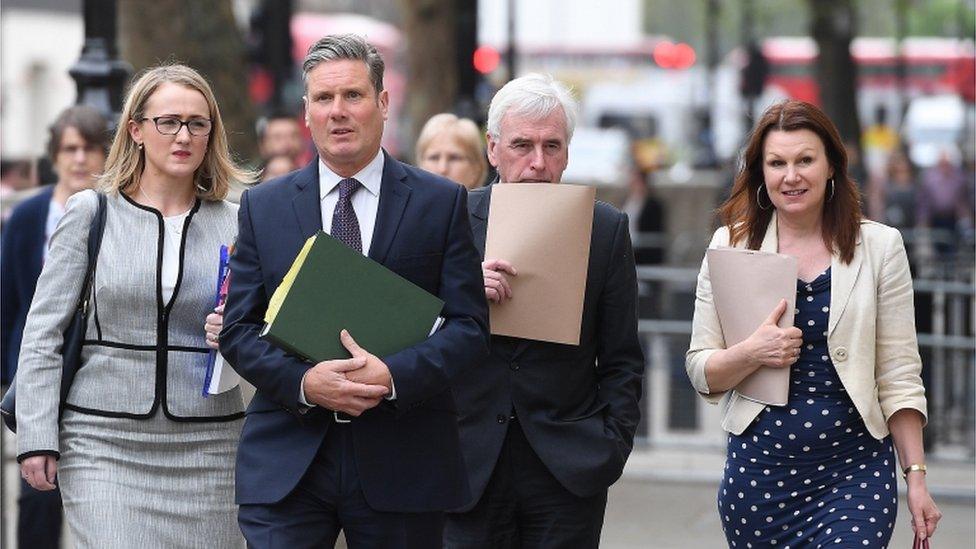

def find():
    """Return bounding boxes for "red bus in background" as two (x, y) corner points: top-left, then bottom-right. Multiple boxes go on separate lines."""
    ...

(761, 37), (976, 106)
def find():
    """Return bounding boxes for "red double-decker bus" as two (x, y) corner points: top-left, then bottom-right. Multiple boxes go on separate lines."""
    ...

(760, 37), (975, 105)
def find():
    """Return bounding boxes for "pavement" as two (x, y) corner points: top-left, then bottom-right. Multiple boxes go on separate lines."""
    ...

(600, 446), (976, 548)
(3, 431), (973, 548)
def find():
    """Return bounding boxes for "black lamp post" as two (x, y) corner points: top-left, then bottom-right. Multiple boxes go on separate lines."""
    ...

(69, 0), (130, 129)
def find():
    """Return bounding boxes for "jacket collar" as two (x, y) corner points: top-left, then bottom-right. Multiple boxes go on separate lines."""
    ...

(758, 211), (863, 337)
(290, 150), (410, 266)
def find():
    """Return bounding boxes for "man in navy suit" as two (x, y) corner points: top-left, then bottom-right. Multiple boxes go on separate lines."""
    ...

(220, 34), (489, 548)
(443, 74), (645, 548)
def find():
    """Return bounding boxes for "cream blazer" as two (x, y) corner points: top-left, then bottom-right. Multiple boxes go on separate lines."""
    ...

(686, 214), (927, 439)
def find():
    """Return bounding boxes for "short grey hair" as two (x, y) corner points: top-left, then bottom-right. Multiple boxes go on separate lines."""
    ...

(486, 73), (578, 142)
(302, 33), (385, 94)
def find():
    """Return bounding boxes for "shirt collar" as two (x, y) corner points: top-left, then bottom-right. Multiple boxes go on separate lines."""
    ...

(318, 150), (385, 200)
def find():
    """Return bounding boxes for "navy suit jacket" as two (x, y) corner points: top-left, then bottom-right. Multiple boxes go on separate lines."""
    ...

(452, 183), (645, 511)
(220, 153), (489, 511)
(1, 186), (53, 385)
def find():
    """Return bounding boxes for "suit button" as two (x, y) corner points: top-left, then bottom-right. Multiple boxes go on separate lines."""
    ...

(496, 414), (508, 424)
(833, 347), (848, 362)
(510, 361), (520, 371)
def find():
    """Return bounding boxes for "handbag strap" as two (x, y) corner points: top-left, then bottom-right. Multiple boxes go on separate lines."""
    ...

(913, 536), (930, 549)
(77, 192), (108, 316)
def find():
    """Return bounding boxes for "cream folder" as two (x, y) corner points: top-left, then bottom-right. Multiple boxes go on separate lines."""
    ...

(706, 248), (798, 406)
(485, 183), (595, 345)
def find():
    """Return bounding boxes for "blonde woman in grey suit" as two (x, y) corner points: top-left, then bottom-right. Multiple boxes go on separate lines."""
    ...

(17, 64), (255, 548)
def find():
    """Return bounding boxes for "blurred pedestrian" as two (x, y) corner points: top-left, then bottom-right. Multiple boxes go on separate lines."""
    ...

(415, 112), (488, 190)
(867, 149), (917, 233)
(862, 105), (899, 179)
(686, 99), (941, 546)
(16, 64), (253, 548)
(917, 147), (972, 260)
(1, 104), (108, 549)
(445, 74), (644, 549)
(256, 109), (307, 166)
(1, 160), (39, 224)
(260, 153), (298, 182)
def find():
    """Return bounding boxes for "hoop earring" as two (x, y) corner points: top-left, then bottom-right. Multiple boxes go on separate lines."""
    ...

(756, 185), (771, 210)
(827, 178), (835, 201)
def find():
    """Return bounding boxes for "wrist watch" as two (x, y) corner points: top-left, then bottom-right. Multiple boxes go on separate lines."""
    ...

(902, 463), (927, 479)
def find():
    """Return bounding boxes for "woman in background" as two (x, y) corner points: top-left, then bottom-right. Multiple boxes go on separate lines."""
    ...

(416, 113), (488, 190)
(1, 104), (108, 549)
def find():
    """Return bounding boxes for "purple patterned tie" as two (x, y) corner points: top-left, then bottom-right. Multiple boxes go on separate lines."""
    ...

(331, 178), (362, 253)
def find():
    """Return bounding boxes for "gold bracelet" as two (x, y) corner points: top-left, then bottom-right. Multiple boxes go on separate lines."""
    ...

(902, 463), (927, 479)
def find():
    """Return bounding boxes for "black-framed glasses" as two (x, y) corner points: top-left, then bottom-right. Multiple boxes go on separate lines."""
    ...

(141, 116), (212, 136)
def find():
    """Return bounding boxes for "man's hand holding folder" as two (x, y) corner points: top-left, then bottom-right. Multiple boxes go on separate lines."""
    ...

(302, 330), (391, 417)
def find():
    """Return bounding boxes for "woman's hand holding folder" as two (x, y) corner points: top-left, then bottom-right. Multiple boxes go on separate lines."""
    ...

(704, 299), (803, 394)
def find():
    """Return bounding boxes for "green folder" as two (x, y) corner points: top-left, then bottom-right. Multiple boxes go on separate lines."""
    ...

(260, 231), (445, 362)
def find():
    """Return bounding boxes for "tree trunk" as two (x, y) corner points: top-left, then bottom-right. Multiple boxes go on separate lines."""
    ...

(396, 0), (459, 159)
(118, 0), (258, 162)
(808, 0), (861, 145)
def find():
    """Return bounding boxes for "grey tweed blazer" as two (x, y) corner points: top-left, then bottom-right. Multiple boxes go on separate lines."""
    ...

(17, 190), (245, 459)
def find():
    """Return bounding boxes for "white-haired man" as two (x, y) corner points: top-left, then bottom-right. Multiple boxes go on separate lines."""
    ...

(445, 74), (645, 548)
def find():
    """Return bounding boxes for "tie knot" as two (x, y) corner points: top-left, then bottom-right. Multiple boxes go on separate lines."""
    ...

(338, 178), (360, 201)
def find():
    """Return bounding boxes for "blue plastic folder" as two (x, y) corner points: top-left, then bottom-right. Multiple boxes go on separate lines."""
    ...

(202, 245), (237, 396)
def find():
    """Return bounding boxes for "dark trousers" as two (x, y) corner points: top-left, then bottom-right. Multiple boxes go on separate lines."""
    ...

(17, 478), (62, 549)
(238, 421), (444, 549)
(443, 419), (608, 549)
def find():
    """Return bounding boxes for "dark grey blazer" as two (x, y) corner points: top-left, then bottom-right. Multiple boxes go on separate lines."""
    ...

(17, 190), (244, 459)
(451, 183), (645, 511)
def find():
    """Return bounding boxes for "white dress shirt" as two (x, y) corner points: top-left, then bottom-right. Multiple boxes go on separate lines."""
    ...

(300, 151), (396, 406)
(318, 152), (383, 256)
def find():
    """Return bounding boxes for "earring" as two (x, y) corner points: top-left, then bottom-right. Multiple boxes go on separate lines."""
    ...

(827, 178), (835, 201)
(756, 185), (771, 210)
(138, 143), (144, 151)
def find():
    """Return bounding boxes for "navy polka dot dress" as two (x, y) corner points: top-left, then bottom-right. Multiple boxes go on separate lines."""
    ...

(718, 268), (898, 548)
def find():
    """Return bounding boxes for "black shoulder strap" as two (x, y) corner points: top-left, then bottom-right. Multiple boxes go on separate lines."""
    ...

(78, 192), (108, 315)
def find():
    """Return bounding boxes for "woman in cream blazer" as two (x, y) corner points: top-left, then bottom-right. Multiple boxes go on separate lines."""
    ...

(687, 100), (940, 547)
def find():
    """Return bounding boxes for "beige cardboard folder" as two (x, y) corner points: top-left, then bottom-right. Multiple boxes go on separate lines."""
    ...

(485, 183), (595, 345)
(706, 248), (798, 406)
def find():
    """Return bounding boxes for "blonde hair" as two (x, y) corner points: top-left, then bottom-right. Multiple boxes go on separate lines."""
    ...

(415, 113), (488, 189)
(99, 64), (255, 200)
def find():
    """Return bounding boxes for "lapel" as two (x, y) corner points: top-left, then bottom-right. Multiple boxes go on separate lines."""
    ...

(367, 151), (411, 266)
(468, 183), (492, 256)
(758, 213), (779, 253)
(291, 160), (323, 243)
(828, 225), (863, 337)
(760, 212), (863, 337)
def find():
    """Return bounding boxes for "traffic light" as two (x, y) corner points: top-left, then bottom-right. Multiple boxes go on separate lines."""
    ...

(473, 46), (500, 75)
(741, 41), (769, 98)
(248, 0), (293, 108)
(652, 41), (696, 70)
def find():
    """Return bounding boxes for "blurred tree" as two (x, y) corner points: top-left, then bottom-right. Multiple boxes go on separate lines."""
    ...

(118, 0), (258, 162)
(397, 0), (459, 159)
(808, 0), (860, 144)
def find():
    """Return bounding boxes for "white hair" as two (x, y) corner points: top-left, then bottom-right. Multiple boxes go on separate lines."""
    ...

(486, 73), (578, 142)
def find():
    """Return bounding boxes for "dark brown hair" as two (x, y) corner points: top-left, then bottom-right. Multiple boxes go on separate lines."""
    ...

(718, 100), (862, 263)
(46, 105), (109, 162)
